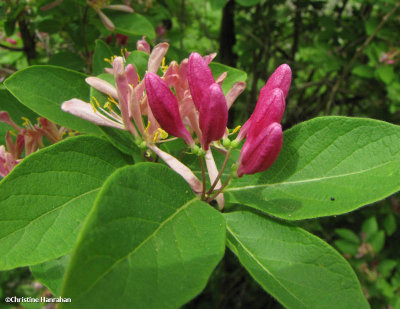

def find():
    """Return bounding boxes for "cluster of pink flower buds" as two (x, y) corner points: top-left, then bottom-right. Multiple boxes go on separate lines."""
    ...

(236, 64), (291, 177)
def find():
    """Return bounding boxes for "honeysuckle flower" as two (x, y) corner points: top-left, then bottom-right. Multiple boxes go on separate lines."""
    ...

(145, 72), (194, 145)
(237, 122), (283, 177)
(87, 0), (134, 31)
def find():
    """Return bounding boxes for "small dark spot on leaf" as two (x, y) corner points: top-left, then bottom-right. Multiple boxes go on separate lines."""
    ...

(330, 197), (335, 201)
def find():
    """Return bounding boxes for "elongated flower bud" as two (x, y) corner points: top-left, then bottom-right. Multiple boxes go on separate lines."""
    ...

(247, 88), (285, 141)
(199, 83), (228, 150)
(187, 52), (214, 110)
(145, 72), (193, 145)
(237, 122), (283, 177)
(262, 63), (292, 99)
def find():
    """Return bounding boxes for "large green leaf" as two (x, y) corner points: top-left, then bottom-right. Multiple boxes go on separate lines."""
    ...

(60, 163), (225, 309)
(0, 136), (131, 270)
(108, 12), (155, 39)
(226, 117), (400, 220)
(4, 66), (101, 134)
(209, 62), (247, 94)
(30, 255), (70, 296)
(225, 210), (370, 309)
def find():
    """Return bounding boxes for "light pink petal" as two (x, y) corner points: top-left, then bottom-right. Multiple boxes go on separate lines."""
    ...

(105, 4), (134, 12)
(125, 64), (138, 87)
(215, 72), (227, 85)
(85, 77), (118, 98)
(203, 53), (217, 64)
(97, 9), (115, 31)
(226, 81), (246, 109)
(148, 42), (169, 73)
(149, 145), (202, 194)
(61, 99), (125, 129)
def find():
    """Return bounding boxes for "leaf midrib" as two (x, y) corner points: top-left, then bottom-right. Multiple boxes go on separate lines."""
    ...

(226, 160), (395, 192)
(226, 225), (308, 308)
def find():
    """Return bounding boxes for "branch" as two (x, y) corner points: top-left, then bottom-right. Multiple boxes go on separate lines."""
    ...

(0, 43), (24, 51)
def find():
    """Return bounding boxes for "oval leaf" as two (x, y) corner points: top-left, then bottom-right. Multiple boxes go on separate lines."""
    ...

(0, 136), (131, 270)
(108, 12), (155, 39)
(4, 66), (101, 134)
(225, 210), (369, 309)
(60, 163), (225, 309)
(226, 117), (400, 220)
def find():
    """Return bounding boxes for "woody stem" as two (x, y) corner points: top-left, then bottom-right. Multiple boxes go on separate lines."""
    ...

(207, 148), (232, 196)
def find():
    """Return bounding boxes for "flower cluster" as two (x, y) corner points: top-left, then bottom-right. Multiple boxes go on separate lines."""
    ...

(0, 112), (71, 178)
(61, 37), (291, 208)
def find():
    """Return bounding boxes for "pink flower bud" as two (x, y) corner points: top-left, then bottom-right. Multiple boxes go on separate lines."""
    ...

(237, 122), (283, 177)
(247, 88), (285, 141)
(262, 64), (292, 99)
(237, 88), (285, 142)
(199, 83), (228, 150)
(145, 72), (193, 145)
(187, 52), (215, 110)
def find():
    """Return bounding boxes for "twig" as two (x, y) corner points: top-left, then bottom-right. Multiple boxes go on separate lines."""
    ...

(0, 43), (24, 51)
(199, 156), (206, 200)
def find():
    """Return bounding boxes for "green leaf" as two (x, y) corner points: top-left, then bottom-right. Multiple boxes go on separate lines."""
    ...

(225, 210), (369, 309)
(235, 0), (260, 6)
(383, 214), (396, 236)
(60, 163), (225, 309)
(376, 66), (395, 84)
(0, 87), (38, 123)
(335, 228), (360, 244)
(209, 62), (247, 95)
(352, 65), (374, 78)
(126, 50), (149, 79)
(30, 255), (70, 296)
(369, 231), (385, 254)
(210, 0), (228, 9)
(108, 12), (155, 39)
(0, 136), (131, 270)
(48, 52), (86, 71)
(334, 239), (359, 256)
(226, 117), (400, 220)
(361, 216), (378, 241)
(93, 40), (113, 76)
(4, 66), (101, 134)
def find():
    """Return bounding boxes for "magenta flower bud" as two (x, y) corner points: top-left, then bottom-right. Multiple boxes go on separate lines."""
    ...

(247, 88), (285, 141)
(237, 122), (283, 177)
(199, 83), (228, 150)
(262, 64), (292, 99)
(187, 52), (215, 110)
(145, 72), (193, 145)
